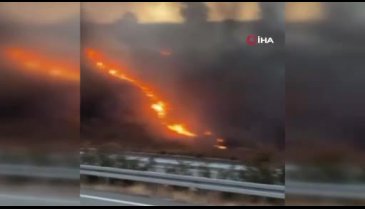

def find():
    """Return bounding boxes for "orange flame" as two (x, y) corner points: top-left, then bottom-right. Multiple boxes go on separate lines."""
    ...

(151, 101), (166, 118)
(3, 47), (227, 148)
(167, 124), (197, 137)
(215, 145), (227, 150)
(4, 47), (79, 82)
(86, 48), (197, 138)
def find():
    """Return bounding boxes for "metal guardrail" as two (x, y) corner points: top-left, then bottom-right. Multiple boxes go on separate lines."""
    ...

(286, 181), (365, 200)
(80, 165), (285, 199)
(3, 164), (362, 200)
(0, 164), (78, 180)
(81, 151), (247, 171)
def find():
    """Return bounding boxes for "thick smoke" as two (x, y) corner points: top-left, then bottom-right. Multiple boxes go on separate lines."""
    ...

(82, 3), (285, 150)
(0, 13), (80, 150)
(286, 3), (365, 150)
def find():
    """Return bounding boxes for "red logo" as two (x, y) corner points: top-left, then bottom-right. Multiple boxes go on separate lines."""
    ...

(246, 34), (257, 46)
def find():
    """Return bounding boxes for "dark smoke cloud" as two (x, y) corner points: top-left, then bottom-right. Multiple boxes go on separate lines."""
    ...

(286, 3), (365, 149)
(0, 15), (80, 149)
(181, 2), (208, 24)
(82, 3), (285, 150)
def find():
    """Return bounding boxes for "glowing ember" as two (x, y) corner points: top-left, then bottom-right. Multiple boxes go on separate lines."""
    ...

(204, 131), (213, 136)
(215, 138), (227, 150)
(215, 145), (227, 150)
(4, 47), (79, 82)
(167, 124), (197, 137)
(85, 48), (197, 138)
(97, 62), (105, 68)
(151, 101), (166, 118)
(109, 69), (117, 75)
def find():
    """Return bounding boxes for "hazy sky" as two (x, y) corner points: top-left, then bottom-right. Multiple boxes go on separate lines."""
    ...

(0, 3), (80, 25)
(286, 3), (324, 22)
(0, 2), (327, 25)
(82, 2), (325, 24)
(82, 2), (263, 24)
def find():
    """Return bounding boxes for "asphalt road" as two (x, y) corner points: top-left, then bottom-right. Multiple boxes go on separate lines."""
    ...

(0, 189), (192, 206)
(80, 189), (193, 206)
(0, 183), (79, 206)
(0, 193), (79, 206)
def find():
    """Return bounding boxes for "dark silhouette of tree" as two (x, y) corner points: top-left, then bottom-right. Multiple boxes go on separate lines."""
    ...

(116, 12), (139, 44)
(259, 2), (284, 30)
(180, 2), (208, 24)
(118, 12), (138, 25)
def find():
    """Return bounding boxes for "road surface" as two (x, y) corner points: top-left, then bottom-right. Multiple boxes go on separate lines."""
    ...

(80, 189), (194, 206)
(0, 193), (79, 206)
(0, 187), (194, 205)
(0, 183), (79, 206)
